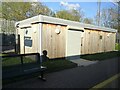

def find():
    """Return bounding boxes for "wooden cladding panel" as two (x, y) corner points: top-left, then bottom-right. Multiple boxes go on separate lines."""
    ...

(81, 30), (99, 54)
(98, 31), (105, 53)
(42, 24), (115, 57)
(91, 31), (99, 54)
(81, 29), (116, 55)
(104, 32), (116, 52)
(112, 33), (116, 51)
(42, 24), (66, 59)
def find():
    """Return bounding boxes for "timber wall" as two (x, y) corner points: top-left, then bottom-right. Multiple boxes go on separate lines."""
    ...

(41, 23), (66, 59)
(81, 29), (116, 55)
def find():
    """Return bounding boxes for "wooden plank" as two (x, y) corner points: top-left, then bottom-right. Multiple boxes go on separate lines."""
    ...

(109, 32), (115, 51)
(87, 30), (97, 54)
(42, 24), (47, 52)
(90, 31), (94, 54)
(98, 31), (102, 53)
(101, 31), (105, 52)
(81, 31), (84, 54)
(104, 32), (107, 52)
(81, 29), (116, 54)
(81, 35), (84, 55)
(41, 23), (66, 59)
(54, 25), (57, 58)
(93, 31), (98, 53)
(113, 33), (116, 51)
(83, 30), (88, 54)
(86, 30), (90, 54)
(88, 30), (92, 54)
(94, 31), (99, 53)
(91, 30), (96, 54)
(57, 26), (66, 58)
(48, 24), (52, 58)
(104, 32), (110, 52)
(112, 33), (116, 51)
(90, 30), (95, 54)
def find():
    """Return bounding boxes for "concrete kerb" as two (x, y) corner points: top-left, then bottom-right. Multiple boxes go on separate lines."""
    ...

(70, 59), (99, 67)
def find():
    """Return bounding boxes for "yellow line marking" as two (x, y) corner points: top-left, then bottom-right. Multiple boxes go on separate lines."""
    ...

(90, 73), (120, 89)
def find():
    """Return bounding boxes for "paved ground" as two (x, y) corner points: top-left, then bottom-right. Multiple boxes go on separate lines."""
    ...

(3, 49), (15, 53)
(104, 77), (119, 88)
(3, 57), (120, 88)
(70, 59), (98, 66)
(2, 46), (15, 52)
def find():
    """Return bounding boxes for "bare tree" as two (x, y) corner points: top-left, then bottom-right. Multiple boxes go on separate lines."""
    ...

(96, 0), (101, 26)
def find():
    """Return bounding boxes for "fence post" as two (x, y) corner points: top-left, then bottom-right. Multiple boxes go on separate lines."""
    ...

(21, 56), (23, 65)
(37, 53), (41, 68)
(20, 56), (24, 73)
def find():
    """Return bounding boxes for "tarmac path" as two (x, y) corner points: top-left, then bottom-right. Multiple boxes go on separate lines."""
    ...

(3, 57), (120, 88)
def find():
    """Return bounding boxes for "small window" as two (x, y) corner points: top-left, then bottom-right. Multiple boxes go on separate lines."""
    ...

(26, 30), (28, 34)
(100, 35), (102, 39)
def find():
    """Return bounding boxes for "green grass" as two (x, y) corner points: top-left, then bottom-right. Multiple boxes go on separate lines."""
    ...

(115, 43), (120, 50)
(2, 57), (36, 67)
(2, 57), (77, 72)
(2, 58), (77, 85)
(42, 60), (77, 73)
(2, 53), (77, 71)
(81, 51), (120, 61)
(0, 53), (7, 56)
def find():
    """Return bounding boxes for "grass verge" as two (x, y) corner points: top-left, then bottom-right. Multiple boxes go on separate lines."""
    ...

(115, 43), (120, 50)
(2, 57), (36, 67)
(42, 60), (77, 73)
(2, 59), (77, 85)
(81, 51), (120, 61)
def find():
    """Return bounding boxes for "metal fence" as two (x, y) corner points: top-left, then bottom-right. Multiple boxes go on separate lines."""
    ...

(2, 53), (41, 79)
(0, 19), (16, 34)
(1, 33), (16, 52)
(0, 19), (16, 52)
